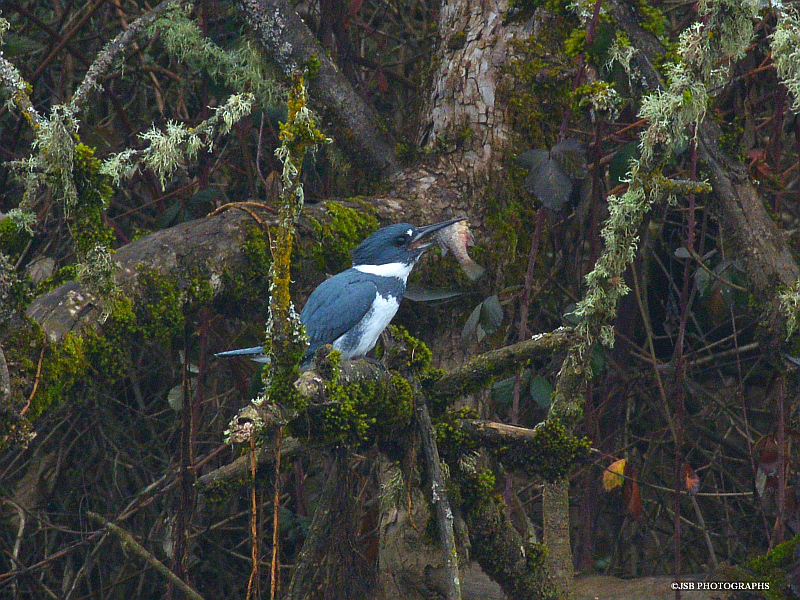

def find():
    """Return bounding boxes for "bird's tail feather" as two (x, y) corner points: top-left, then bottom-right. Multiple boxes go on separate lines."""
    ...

(215, 346), (265, 358)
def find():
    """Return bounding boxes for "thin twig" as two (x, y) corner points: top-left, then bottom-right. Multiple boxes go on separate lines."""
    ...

(21, 348), (45, 416)
(270, 427), (283, 600)
(246, 436), (260, 600)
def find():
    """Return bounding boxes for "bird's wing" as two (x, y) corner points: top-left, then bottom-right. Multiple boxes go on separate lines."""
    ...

(300, 270), (378, 355)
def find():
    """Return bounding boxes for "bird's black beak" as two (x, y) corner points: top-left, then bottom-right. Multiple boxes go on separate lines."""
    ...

(410, 217), (467, 251)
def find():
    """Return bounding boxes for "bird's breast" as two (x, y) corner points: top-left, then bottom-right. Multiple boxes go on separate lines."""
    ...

(333, 292), (401, 359)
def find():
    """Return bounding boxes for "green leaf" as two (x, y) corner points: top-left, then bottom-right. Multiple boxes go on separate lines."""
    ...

(529, 375), (553, 410)
(517, 149), (548, 171)
(404, 284), (466, 302)
(462, 303), (482, 340)
(551, 139), (588, 180)
(492, 369), (532, 408)
(528, 158), (573, 211)
(479, 295), (504, 334)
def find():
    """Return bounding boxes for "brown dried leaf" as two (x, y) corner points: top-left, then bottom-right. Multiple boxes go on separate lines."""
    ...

(682, 464), (700, 496)
(623, 479), (643, 521)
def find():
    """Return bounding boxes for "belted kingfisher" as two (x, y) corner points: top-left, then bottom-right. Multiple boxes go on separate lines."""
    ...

(216, 217), (465, 365)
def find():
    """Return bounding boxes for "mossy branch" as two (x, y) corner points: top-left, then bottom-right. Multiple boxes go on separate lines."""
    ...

(199, 332), (577, 494)
(416, 399), (461, 600)
(259, 73), (330, 408)
(428, 328), (576, 401)
(0, 21), (43, 129)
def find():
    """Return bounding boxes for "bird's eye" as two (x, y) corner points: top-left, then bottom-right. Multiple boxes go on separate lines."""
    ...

(395, 235), (408, 247)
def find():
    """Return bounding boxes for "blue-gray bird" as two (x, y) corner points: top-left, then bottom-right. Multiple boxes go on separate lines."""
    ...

(216, 217), (465, 365)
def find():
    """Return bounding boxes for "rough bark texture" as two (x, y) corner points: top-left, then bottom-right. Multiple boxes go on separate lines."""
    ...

(28, 207), (262, 343)
(419, 0), (517, 177)
(376, 458), (450, 600)
(542, 477), (572, 597)
(238, 0), (399, 177)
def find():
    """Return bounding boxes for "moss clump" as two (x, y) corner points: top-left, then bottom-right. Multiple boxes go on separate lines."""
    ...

(217, 225), (271, 317)
(310, 201), (379, 274)
(496, 418), (590, 481)
(465, 492), (553, 599)
(385, 325), (432, 374)
(71, 143), (114, 258)
(304, 54), (321, 78)
(635, 0), (667, 38)
(1, 321), (87, 421)
(0, 217), (32, 259)
(736, 534), (800, 599)
(435, 406), (481, 458)
(134, 267), (185, 346)
(309, 366), (415, 449)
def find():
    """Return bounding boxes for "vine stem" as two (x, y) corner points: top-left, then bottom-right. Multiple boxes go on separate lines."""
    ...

(246, 436), (260, 600)
(270, 427), (283, 600)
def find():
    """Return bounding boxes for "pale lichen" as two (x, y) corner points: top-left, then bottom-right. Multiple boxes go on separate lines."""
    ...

(779, 281), (800, 340)
(772, 8), (800, 113)
(102, 93), (255, 188)
(150, 3), (280, 105)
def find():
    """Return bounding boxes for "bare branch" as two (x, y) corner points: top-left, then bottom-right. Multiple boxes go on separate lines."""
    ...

(87, 511), (206, 600)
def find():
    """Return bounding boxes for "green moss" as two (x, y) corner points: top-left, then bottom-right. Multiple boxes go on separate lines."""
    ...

(304, 54), (321, 78)
(309, 200), (379, 273)
(636, 0), (667, 38)
(386, 325), (432, 373)
(736, 534), (800, 599)
(0, 217), (32, 258)
(497, 418), (590, 481)
(134, 267), (185, 346)
(564, 28), (586, 58)
(435, 406), (481, 456)
(71, 143), (114, 258)
(303, 365), (415, 449)
(218, 226), (272, 316)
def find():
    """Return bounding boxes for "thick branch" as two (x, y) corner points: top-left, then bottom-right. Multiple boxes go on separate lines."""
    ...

(195, 437), (302, 494)
(237, 0), (399, 177)
(458, 419), (540, 445)
(25, 198), (406, 343)
(416, 400), (461, 600)
(465, 495), (553, 599)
